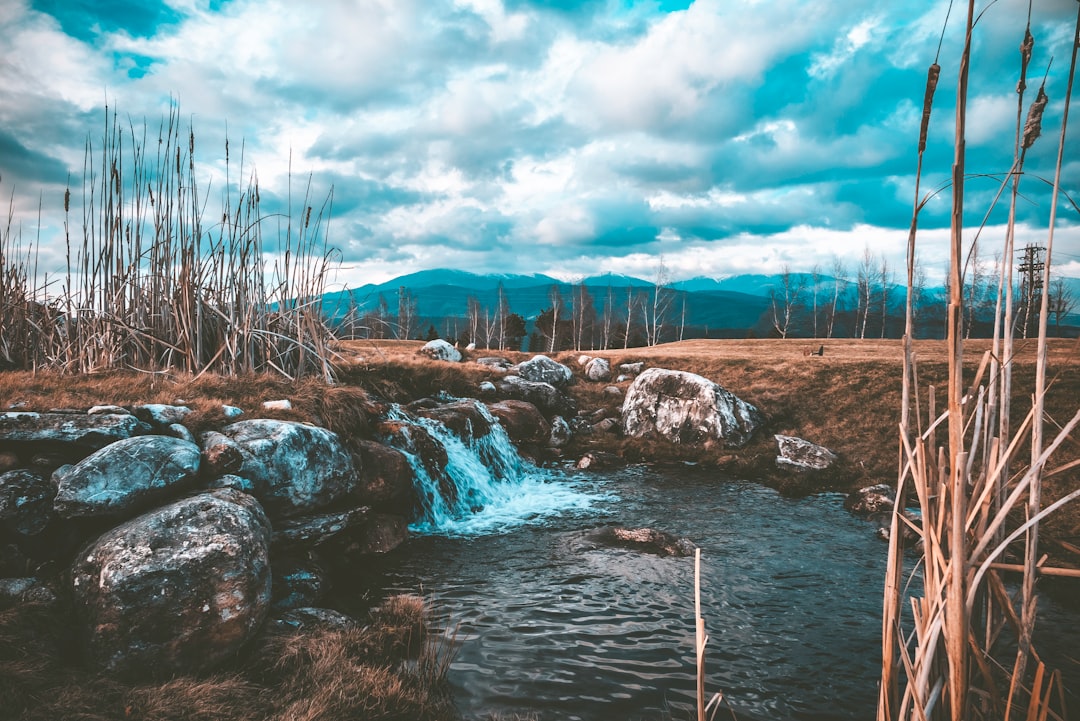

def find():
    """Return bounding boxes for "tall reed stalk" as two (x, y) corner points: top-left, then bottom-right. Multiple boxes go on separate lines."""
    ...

(879, 3), (1080, 720)
(0, 103), (339, 381)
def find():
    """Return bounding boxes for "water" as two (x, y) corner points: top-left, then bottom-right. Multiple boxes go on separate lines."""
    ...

(373, 412), (1080, 720)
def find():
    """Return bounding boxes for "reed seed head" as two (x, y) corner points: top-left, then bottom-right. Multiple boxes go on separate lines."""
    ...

(1022, 85), (1048, 150)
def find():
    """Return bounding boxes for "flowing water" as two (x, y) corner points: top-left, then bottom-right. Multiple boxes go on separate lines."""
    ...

(373, 409), (1080, 721)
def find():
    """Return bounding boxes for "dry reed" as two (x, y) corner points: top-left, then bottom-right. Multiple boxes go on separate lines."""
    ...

(879, 3), (1080, 720)
(0, 103), (338, 381)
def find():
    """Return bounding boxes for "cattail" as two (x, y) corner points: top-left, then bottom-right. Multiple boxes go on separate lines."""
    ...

(1022, 85), (1048, 149)
(305, 206), (312, 229)
(1018, 29), (1034, 94)
(919, 63), (941, 153)
(64, 188), (70, 213)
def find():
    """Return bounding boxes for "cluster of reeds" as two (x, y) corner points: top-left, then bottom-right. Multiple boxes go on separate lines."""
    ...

(880, 3), (1080, 720)
(0, 103), (338, 381)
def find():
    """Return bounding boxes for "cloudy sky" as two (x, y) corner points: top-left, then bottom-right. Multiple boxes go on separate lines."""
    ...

(2, 0), (1079, 289)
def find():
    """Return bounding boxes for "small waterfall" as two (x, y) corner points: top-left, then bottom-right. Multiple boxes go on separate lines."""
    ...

(381, 401), (605, 535)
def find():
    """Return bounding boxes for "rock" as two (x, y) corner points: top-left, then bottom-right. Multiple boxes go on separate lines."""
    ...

(353, 441), (416, 514)
(845, 484), (896, 515)
(0, 469), (55, 536)
(272, 507), (370, 548)
(496, 375), (576, 417)
(28, 450), (78, 475)
(70, 489), (272, 678)
(200, 431), (244, 477)
(272, 607), (357, 632)
(414, 400), (493, 443)
(575, 451), (624, 470)
(593, 417), (619, 434)
(621, 368), (762, 448)
(133, 404), (192, 427)
(576, 354), (593, 366)
(589, 526), (696, 557)
(419, 339), (462, 363)
(271, 556), (326, 611)
(222, 405), (244, 419)
(616, 374), (632, 383)
(53, 435), (201, 520)
(584, 357), (611, 382)
(475, 356), (513, 371)
(603, 385), (623, 398)
(88, 405), (130, 416)
(345, 513), (409, 555)
(479, 381), (497, 395)
(221, 419), (359, 520)
(549, 416), (572, 448)
(465, 342), (477, 351)
(514, 355), (572, 387)
(262, 399), (292, 411)
(207, 474), (256, 494)
(0, 577), (58, 606)
(167, 423), (196, 444)
(485, 400), (551, 445)
(774, 435), (838, 472)
(620, 362), (645, 375)
(0, 412), (150, 451)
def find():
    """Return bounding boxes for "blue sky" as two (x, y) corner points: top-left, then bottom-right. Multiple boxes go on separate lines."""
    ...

(2, 0), (1079, 289)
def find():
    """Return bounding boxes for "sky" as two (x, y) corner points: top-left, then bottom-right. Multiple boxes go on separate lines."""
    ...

(2, 0), (1080, 291)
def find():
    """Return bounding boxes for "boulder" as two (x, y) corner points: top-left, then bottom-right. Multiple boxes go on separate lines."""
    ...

(271, 507), (370, 548)
(0, 411), (149, 451)
(549, 416), (572, 448)
(419, 339), (462, 363)
(353, 441), (416, 514)
(53, 435), (201, 520)
(845, 484), (896, 515)
(475, 356), (514, 371)
(70, 489), (272, 678)
(200, 430), (244, 477)
(774, 435), (838, 472)
(485, 400), (551, 445)
(584, 357), (612, 382)
(515, 355), (573, 387)
(621, 368), (763, 448)
(620, 362), (645, 375)
(496, 375), (576, 416)
(221, 419), (359, 520)
(132, 404), (192, 427)
(414, 400), (493, 442)
(0, 469), (55, 536)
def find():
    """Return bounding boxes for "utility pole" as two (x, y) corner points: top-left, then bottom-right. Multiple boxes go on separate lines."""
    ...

(1017, 244), (1045, 338)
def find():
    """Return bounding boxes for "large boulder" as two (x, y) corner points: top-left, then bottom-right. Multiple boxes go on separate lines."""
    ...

(53, 435), (201, 520)
(221, 419), (358, 520)
(485, 400), (551, 445)
(621, 368), (762, 448)
(496, 375), (576, 416)
(419, 339), (462, 363)
(70, 489), (272, 678)
(413, 400), (493, 442)
(514, 355), (573, 387)
(353, 440), (416, 514)
(0, 411), (150, 452)
(774, 435), (838, 472)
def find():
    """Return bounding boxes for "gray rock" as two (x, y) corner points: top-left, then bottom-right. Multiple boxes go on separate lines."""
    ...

(584, 357), (612, 382)
(200, 430), (244, 477)
(0, 577), (58, 606)
(272, 507), (370, 548)
(167, 423), (196, 444)
(133, 404), (192, 426)
(619, 362), (645, 375)
(70, 489), (272, 678)
(221, 419), (359, 520)
(593, 417), (619, 434)
(353, 441), (416, 514)
(485, 400), (551, 445)
(271, 555), (326, 611)
(589, 526), (696, 557)
(0, 412), (150, 451)
(475, 356), (514, 371)
(273, 607), (357, 632)
(88, 405), (130, 416)
(575, 451), (624, 470)
(419, 339), (462, 362)
(845, 484), (896, 515)
(221, 405), (244, 419)
(207, 474), (256, 494)
(262, 399), (292, 411)
(603, 385), (623, 397)
(774, 435), (838, 472)
(621, 368), (763, 448)
(515, 355), (573, 387)
(53, 435), (201, 520)
(478, 380), (497, 394)
(549, 416), (572, 448)
(496, 375), (576, 417)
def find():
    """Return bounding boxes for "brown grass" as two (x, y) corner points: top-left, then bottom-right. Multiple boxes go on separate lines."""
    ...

(1, 594), (456, 721)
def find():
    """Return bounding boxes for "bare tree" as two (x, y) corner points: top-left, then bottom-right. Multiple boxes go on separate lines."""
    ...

(466, 296), (481, 346)
(879, 257), (893, 339)
(645, 258), (675, 346)
(828, 256), (848, 338)
(396, 286), (418, 340)
(496, 282), (510, 350)
(571, 281), (597, 351)
(810, 262), (822, 338)
(1048, 276), (1076, 333)
(547, 284), (564, 353)
(769, 264), (805, 339)
(856, 247), (875, 339)
(601, 283), (616, 350)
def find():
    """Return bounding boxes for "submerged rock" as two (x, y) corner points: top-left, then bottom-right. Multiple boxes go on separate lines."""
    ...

(587, 526), (696, 557)
(845, 483), (896, 515)
(621, 368), (762, 448)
